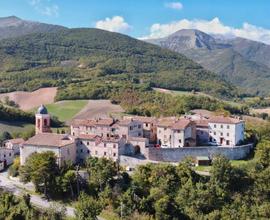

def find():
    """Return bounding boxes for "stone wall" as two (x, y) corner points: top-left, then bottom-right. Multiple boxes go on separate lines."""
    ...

(145, 144), (253, 162)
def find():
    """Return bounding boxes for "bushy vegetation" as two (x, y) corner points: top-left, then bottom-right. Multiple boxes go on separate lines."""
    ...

(0, 28), (238, 98)
(0, 190), (66, 220)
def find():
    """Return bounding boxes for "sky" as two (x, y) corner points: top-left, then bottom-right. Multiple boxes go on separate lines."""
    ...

(1, 0), (270, 44)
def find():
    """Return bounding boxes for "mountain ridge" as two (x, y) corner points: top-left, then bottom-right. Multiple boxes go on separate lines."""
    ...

(147, 29), (270, 96)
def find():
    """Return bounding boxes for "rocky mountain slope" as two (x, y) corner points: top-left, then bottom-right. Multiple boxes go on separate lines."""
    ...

(147, 29), (270, 96)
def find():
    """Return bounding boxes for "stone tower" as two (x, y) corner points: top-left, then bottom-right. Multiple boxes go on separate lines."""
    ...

(35, 104), (51, 134)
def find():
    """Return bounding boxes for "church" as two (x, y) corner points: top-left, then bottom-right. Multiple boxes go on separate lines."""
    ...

(20, 105), (77, 167)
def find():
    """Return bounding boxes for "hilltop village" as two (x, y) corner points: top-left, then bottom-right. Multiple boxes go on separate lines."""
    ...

(1, 104), (252, 169)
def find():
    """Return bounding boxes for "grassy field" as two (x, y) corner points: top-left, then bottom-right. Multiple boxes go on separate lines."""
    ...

(0, 121), (34, 134)
(153, 87), (241, 107)
(44, 100), (88, 122)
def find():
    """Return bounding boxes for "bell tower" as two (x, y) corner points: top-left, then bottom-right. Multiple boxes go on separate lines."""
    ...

(35, 104), (51, 134)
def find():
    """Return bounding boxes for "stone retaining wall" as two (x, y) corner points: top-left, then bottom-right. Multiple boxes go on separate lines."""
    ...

(145, 144), (253, 162)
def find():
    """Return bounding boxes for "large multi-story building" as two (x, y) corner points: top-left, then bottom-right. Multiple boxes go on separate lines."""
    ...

(156, 118), (196, 148)
(21, 133), (76, 167)
(208, 116), (245, 146)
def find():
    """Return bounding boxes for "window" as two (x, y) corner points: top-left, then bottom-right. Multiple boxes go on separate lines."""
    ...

(104, 143), (107, 147)
(80, 141), (83, 145)
(214, 132), (216, 135)
(104, 152), (107, 156)
(179, 139), (182, 143)
(221, 132), (223, 136)
(227, 125), (230, 129)
(178, 130), (181, 133)
(227, 133), (229, 137)
(146, 123), (148, 127)
(95, 151), (98, 155)
(87, 142), (89, 146)
(214, 124), (216, 128)
(44, 119), (47, 126)
(138, 125), (141, 129)
(130, 126), (133, 131)
(9, 153), (11, 156)
(113, 144), (116, 149)
(113, 153), (116, 157)
(226, 140), (230, 145)
(138, 133), (141, 136)
(80, 149), (83, 153)
(221, 125), (223, 128)
(87, 150), (90, 154)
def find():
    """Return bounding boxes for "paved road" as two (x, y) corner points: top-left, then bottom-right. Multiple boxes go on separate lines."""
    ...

(0, 170), (76, 217)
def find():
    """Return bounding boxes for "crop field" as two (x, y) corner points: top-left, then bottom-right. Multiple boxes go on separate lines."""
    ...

(45, 100), (88, 122)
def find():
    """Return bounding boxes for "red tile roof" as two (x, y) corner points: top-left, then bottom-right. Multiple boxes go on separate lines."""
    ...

(24, 133), (74, 147)
(6, 138), (25, 145)
(208, 116), (244, 124)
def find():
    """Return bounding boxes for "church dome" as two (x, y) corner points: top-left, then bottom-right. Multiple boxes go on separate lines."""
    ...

(37, 105), (48, 114)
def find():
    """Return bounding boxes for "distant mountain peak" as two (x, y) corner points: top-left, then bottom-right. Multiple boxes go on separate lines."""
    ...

(0, 16), (24, 27)
(0, 15), (67, 40)
(148, 28), (230, 51)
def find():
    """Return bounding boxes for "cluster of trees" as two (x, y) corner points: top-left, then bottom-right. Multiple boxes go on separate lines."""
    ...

(0, 103), (34, 123)
(12, 119), (270, 220)
(0, 190), (66, 220)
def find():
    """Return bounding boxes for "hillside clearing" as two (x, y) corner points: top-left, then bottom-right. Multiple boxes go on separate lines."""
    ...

(73, 100), (124, 120)
(251, 108), (270, 115)
(45, 100), (88, 122)
(0, 87), (57, 111)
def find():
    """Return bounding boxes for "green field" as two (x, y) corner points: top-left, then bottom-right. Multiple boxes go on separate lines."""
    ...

(45, 100), (88, 122)
(0, 121), (34, 134)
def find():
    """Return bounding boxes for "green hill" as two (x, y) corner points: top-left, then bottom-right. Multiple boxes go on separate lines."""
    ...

(0, 28), (238, 98)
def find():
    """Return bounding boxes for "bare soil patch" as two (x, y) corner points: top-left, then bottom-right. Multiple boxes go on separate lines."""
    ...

(251, 108), (270, 115)
(73, 100), (124, 120)
(0, 87), (57, 111)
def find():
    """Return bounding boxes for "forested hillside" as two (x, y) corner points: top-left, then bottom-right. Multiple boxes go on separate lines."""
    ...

(0, 28), (238, 98)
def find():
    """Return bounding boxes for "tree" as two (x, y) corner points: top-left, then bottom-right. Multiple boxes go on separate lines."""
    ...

(255, 140), (270, 168)
(61, 170), (77, 198)
(19, 151), (59, 197)
(75, 193), (102, 220)
(86, 157), (117, 192)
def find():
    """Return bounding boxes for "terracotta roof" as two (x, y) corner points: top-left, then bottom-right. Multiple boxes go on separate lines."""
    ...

(208, 116), (244, 124)
(78, 134), (98, 140)
(6, 138), (25, 145)
(118, 119), (141, 126)
(71, 118), (114, 127)
(171, 119), (192, 130)
(124, 116), (157, 124)
(194, 119), (209, 128)
(24, 133), (74, 147)
(157, 118), (177, 127)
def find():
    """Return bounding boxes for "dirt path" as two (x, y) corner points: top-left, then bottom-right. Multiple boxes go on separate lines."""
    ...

(73, 100), (124, 120)
(0, 87), (57, 111)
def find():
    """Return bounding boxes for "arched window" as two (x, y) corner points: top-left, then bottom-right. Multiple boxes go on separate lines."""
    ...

(44, 119), (47, 126)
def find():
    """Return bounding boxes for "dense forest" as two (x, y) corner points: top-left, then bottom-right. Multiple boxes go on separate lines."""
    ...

(0, 28), (239, 98)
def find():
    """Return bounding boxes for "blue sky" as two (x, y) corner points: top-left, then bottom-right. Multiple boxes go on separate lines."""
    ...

(1, 0), (270, 43)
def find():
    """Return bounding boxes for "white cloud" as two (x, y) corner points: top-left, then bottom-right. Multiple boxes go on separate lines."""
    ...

(95, 16), (131, 33)
(29, 0), (59, 17)
(141, 17), (270, 45)
(165, 2), (183, 10)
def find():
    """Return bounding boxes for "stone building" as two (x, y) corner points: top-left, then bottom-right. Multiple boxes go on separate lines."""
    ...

(157, 118), (196, 148)
(208, 116), (245, 146)
(4, 138), (24, 155)
(21, 133), (76, 167)
(76, 134), (126, 162)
